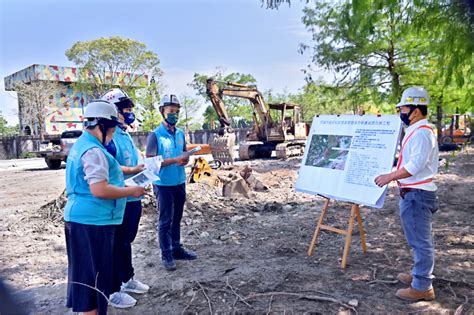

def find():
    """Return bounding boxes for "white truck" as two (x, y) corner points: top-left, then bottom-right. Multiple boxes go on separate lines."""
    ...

(33, 130), (82, 169)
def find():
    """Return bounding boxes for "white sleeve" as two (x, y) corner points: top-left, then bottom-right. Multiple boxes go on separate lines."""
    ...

(81, 148), (109, 185)
(403, 131), (435, 176)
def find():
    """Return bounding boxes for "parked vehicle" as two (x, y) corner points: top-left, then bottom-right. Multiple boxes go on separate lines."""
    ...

(33, 130), (83, 169)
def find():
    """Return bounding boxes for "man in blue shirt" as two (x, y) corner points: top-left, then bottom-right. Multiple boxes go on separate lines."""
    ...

(146, 94), (197, 271)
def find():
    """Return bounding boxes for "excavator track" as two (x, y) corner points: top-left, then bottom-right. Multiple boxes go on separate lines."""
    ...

(238, 142), (274, 160)
(275, 140), (307, 159)
(209, 132), (236, 165)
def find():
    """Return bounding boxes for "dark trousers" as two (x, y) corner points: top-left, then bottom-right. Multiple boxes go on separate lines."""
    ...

(65, 222), (116, 315)
(153, 184), (186, 256)
(111, 200), (142, 293)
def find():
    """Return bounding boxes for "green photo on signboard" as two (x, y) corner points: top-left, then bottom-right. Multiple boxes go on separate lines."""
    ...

(305, 135), (352, 170)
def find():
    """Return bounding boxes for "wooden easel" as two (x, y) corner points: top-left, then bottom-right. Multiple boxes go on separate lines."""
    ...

(307, 197), (367, 269)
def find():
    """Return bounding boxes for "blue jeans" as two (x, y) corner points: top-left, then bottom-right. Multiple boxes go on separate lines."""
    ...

(154, 184), (186, 257)
(399, 189), (438, 291)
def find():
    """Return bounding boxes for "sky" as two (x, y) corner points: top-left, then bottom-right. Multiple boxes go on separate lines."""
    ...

(0, 0), (327, 125)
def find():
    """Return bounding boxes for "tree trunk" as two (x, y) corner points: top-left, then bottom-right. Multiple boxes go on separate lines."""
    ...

(436, 95), (443, 146)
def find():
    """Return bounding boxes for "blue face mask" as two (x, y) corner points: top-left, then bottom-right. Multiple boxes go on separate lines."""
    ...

(122, 112), (135, 125)
(166, 113), (179, 126)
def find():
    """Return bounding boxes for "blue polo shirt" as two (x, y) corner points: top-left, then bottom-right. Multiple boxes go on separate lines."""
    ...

(153, 123), (186, 186)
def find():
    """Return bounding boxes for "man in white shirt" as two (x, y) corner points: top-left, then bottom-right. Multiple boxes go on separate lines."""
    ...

(375, 87), (439, 301)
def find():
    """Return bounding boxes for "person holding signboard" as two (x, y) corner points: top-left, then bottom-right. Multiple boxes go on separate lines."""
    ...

(64, 100), (145, 315)
(375, 87), (439, 302)
(146, 94), (197, 271)
(100, 89), (149, 309)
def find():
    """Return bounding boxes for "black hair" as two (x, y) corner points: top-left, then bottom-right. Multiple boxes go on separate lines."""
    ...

(418, 105), (428, 116)
(406, 105), (428, 116)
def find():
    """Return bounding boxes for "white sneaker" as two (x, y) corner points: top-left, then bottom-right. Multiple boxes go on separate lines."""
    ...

(121, 278), (150, 294)
(109, 292), (137, 308)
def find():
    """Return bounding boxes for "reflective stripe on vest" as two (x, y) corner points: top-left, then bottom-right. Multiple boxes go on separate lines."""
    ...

(397, 125), (435, 187)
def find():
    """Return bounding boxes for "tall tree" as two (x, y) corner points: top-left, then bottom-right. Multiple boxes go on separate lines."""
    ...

(65, 36), (162, 97)
(300, 0), (427, 103)
(178, 94), (203, 132)
(132, 76), (163, 132)
(187, 68), (258, 127)
(14, 81), (66, 140)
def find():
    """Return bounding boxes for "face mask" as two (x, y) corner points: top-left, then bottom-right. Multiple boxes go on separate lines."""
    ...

(165, 113), (179, 126)
(122, 112), (135, 125)
(400, 107), (415, 127)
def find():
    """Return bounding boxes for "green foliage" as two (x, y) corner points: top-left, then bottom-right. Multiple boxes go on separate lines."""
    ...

(65, 36), (162, 97)
(0, 112), (19, 136)
(299, 0), (473, 122)
(132, 76), (163, 132)
(187, 68), (258, 126)
(20, 151), (36, 159)
(177, 95), (204, 132)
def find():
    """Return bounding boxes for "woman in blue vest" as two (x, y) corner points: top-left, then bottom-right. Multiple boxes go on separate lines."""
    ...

(146, 94), (197, 271)
(100, 88), (149, 309)
(64, 100), (145, 315)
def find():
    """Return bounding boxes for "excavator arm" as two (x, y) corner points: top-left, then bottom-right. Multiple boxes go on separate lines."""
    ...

(205, 79), (273, 139)
(206, 78), (232, 130)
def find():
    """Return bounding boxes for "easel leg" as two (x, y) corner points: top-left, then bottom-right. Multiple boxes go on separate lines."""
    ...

(307, 198), (330, 256)
(341, 204), (357, 269)
(356, 206), (367, 254)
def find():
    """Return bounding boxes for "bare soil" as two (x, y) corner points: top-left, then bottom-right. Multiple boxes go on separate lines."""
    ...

(0, 148), (472, 314)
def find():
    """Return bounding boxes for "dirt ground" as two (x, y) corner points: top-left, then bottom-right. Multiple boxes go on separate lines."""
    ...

(0, 148), (473, 314)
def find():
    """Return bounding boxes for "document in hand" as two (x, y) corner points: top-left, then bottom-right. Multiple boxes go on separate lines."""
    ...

(140, 155), (163, 174)
(181, 146), (202, 158)
(125, 169), (160, 187)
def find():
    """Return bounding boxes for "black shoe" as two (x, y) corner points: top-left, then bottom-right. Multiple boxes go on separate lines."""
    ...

(172, 247), (197, 260)
(162, 255), (177, 271)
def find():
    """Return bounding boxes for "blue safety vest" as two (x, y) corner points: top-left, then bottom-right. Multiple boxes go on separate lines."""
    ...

(113, 127), (143, 202)
(153, 123), (186, 186)
(64, 131), (126, 225)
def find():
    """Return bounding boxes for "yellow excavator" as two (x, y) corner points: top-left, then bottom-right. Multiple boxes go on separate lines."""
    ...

(206, 78), (308, 163)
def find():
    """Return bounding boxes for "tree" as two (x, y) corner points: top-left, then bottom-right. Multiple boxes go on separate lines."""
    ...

(0, 112), (19, 136)
(187, 68), (258, 127)
(132, 76), (163, 132)
(14, 81), (66, 140)
(300, 0), (473, 138)
(177, 95), (203, 132)
(260, 0), (290, 9)
(65, 36), (162, 98)
(300, 1), (430, 103)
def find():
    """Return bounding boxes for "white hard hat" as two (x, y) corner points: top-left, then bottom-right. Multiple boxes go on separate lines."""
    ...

(159, 94), (181, 108)
(396, 87), (430, 107)
(100, 88), (134, 109)
(83, 100), (119, 128)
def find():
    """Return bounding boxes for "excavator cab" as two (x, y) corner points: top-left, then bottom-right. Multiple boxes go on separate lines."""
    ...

(267, 103), (307, 141)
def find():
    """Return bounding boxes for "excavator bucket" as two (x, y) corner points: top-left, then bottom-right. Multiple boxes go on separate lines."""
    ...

(209, 132), (236, 165)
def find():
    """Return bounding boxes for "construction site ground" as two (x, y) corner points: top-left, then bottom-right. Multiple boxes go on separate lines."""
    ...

(0, 148), (473, 314)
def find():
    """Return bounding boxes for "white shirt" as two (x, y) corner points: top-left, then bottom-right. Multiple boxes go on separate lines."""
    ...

(398, 119), (439, 191)
(81, 148), (109, 185)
